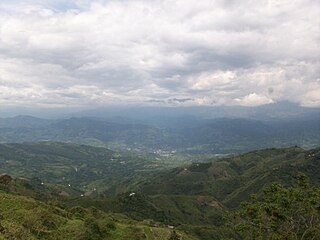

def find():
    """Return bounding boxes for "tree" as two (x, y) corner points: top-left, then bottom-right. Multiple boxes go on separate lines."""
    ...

(234, 174), (320, 240)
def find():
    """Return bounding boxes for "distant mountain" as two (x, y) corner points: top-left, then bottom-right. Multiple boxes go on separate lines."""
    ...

(0, 114), (319, 153)
(0, 115), (54, 128)
(74, 101), (320, 121)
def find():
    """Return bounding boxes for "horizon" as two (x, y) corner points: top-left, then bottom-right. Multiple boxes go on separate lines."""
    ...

(1, 101), (320, 120)
(0, 2), (319, 238)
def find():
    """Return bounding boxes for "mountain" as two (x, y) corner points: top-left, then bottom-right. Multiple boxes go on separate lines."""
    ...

(72, 102), (320, 121)
(0, 143), (319, 239)
(1, 102), (319, 120)
(0, 114), (319, 153)
(135, 147), (320, 208)
(0, 115), (54, 128)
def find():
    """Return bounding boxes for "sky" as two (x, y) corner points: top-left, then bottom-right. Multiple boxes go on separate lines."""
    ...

(0, 0), (319, 108)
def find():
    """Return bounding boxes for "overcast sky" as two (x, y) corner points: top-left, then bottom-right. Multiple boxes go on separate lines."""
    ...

(0, 0), (319, 108)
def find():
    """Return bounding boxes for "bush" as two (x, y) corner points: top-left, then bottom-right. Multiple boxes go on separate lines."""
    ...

(234, 174), (320, 239)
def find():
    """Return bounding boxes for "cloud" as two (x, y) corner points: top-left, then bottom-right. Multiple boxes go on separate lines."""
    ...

(0, 0), (319, 107)
(235, 93), (274, 107)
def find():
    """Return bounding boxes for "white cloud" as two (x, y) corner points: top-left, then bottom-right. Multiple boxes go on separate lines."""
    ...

(300, 88), (320, 107)
(0, 0), (319, 107)
(235, 93), (274, 107)
(190, 71), (236, 91)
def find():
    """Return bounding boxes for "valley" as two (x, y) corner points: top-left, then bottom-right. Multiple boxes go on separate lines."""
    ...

(1, 0), (319, 238)
(1, 113), (320, 154)
(0, 106), (319, 239)
(0, 141), (319, 239)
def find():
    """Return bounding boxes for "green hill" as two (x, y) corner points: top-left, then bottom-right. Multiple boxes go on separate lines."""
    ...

(136, 147), (320, 208)
(0, 190), (198, 240)
(0, 142), (159, 195)
(0, 143), (319, 239)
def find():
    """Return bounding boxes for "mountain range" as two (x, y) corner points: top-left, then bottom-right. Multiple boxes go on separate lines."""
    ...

(0, 114), (319, 154)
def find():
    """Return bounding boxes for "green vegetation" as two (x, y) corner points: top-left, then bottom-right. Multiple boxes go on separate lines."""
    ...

(0, 142), (161, 196)
(233, 174), (320, 239)
(0, 191), (196, 240)
(0, 142), (220, 195)
(136, 147), (320, 208)
(0, 142), (319, 239)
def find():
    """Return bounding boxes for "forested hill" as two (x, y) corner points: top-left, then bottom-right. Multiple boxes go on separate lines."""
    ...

(134, 146), (320, 208)
(1, 143), (319, 200)
(0, 143), (319, 239)
(0, 141), (158, 195)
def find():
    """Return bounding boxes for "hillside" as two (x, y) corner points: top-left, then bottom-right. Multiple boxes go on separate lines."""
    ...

(1, 143), (319, 204)
(0, 142), (224, 198)
(0, 142), (162, 196)
(0, 191), (198, 240)
(135, 147), (320, 208)
(0, 144), (319, 239)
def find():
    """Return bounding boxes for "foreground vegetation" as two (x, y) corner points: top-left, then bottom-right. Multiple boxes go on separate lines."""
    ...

(234, 174), (320, 239)
(0, 191), (197, 240)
